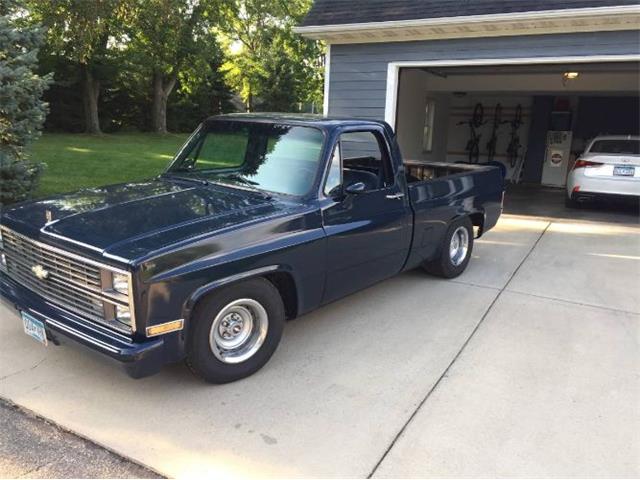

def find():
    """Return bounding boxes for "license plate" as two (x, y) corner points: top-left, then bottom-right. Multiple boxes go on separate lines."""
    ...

(614, 166), (635, 176)
(21, 311), (48, 346)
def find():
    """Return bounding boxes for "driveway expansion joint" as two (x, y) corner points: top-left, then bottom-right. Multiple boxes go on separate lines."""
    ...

(0, 357), (47, 383)
(367, 220), (552, 478)
(505, 288), (640, 316)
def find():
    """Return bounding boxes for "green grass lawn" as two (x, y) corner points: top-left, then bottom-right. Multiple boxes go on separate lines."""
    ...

(30, 133), (189, 197)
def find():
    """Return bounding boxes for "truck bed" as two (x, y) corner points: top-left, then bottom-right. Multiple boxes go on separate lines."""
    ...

(401, 159), (504, 267)
(405, 160), (498, 183)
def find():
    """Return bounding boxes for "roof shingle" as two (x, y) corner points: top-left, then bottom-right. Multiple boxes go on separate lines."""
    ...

(301, 0), (640, 26)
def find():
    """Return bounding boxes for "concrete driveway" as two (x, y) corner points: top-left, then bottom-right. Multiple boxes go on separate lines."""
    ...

(0, 210), (638, 478)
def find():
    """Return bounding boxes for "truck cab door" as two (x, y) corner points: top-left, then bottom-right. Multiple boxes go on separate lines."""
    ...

(320, 127), (412, 304)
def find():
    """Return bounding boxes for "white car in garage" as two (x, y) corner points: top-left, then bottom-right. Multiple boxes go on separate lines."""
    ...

(566, 135), (640, 207)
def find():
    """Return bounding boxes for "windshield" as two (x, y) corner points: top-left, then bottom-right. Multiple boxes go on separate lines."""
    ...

(167, 121), (325, 196)
(588, 139), (640, 155)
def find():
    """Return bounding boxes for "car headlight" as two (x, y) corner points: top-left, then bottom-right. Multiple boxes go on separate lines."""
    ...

(115, 304), (132, 323)
(111, 272), (130, 296)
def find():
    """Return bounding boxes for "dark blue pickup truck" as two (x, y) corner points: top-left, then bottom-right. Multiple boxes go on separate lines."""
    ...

(0, 115), (503, 383)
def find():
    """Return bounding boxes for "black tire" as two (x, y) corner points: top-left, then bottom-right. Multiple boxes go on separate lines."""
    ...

(565, 195), (581, 208)
(186, 277), (285, 384)
(423, 217), (474, 278)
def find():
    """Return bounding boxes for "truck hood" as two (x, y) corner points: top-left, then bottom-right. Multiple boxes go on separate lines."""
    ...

(2, 179), (295, 262)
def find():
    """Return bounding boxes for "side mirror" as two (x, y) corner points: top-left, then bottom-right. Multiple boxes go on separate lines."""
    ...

(345, 182), (367, 195)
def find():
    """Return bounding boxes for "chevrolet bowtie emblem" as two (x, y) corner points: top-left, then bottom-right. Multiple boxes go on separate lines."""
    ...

(31, 264), (50, 280)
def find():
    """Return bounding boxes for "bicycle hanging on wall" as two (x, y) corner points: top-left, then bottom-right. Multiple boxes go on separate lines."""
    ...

(485, 103), (502, 163)
(457, 103), (484, 163)
(505, 104), (523, 168)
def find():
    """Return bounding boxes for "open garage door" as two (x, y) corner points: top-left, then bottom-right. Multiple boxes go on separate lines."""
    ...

(392, 60), (639, 188)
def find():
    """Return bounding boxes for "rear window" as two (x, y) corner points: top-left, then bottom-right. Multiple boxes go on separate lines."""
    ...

(588, 139), (640, 155)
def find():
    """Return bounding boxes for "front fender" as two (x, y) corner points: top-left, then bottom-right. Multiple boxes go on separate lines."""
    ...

(181, 264), (297, 322)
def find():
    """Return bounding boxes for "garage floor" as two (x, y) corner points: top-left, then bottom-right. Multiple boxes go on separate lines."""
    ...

(0, 198), (638, 478)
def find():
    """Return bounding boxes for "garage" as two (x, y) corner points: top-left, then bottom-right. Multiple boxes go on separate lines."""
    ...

(393, 61), (640, 186)
(295, 0), (640, 212)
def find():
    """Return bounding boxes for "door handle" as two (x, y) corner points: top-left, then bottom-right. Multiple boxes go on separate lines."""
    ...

(385, 193), (405, 200)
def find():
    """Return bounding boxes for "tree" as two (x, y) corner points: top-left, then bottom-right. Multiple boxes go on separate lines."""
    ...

(0, 0), (50, 207)
(127, 0), (220, 133)
(30, 0), (124, 134)
(218, 0), (323, 112)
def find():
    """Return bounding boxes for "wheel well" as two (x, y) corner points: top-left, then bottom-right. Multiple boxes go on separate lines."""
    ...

(264, 271), (298, 320)
(469, 212), (485, 237)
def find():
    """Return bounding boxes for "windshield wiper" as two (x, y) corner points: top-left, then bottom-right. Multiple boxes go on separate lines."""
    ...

(214, 174), (272, 199)
(222, 173), (259, 186)
(161, 172), (209, 186)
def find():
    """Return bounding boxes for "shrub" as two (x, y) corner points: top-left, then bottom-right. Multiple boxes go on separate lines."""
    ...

(0, 0), (51, 208)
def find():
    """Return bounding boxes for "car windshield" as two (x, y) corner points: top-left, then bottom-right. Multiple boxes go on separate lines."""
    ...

(167, 121), (325, 196)
(589, 139), (640, 155)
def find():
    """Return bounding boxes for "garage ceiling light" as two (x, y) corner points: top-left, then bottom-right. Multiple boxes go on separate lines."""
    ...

(562, 71), (580, 86)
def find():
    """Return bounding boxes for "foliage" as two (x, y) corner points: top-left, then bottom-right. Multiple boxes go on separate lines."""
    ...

(125, 0), (220, 133)
(0, 0), (50, 207)
(31, 133), (188, 197)
(29, 0), (127, 133)
(218, 0), (324, 112)
(22, 0), (323, 136)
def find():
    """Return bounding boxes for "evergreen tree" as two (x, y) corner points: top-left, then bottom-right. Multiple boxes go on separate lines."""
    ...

(0, 0), (50, 207)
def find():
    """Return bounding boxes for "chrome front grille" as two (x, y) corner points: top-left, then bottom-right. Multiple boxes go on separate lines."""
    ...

(1, 227), (134, 334)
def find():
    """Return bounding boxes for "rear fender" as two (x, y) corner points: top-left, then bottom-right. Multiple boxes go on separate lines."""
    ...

(450, 209), (485, 239)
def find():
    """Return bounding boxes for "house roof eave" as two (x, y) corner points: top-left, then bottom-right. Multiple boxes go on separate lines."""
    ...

(293, 5), (640, 44)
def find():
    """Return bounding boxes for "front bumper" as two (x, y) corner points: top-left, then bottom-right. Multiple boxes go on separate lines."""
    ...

(0, 271), (168, 378)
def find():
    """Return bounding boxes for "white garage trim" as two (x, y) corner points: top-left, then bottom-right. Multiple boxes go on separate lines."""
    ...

(384, 55), (640, 130)
(323, 44), (331, 116)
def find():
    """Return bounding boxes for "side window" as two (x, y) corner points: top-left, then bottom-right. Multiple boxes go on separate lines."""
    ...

(324, 142), (342, 195)
(340, 130), (393, 190)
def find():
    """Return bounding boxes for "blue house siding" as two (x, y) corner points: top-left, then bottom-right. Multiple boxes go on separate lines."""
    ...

(327, 30), (640, 119)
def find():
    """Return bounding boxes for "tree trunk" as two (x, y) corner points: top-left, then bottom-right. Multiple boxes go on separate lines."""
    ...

(246, 87), (253, 113)
(151, 71), (177, 134)
(81, 65), (101, 134)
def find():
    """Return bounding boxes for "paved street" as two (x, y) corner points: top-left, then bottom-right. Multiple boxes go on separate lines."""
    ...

(0, 207), (638, 478)
(0, 399), (158, 478)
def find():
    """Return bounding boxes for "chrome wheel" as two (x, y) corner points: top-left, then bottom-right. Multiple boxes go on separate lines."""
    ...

(449, 226), (469, 266)
(209, 298), (269, 364)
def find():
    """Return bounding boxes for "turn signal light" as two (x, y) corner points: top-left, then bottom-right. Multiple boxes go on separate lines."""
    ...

(146, 319), (184, 337)
(572, 159), (603, 170)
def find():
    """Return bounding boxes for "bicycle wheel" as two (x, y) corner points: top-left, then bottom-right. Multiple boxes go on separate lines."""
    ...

(470, 139), (480, 163)
(509, 137), (521, 168)
(486, 137), (496, 162)
(493, 103), (502, 127)
(472, 103), (484, 128)
(514, 104), (523, 128)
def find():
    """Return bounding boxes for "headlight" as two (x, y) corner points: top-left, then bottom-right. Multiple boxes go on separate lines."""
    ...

(111, 272), (130, 296)
(115, 304), (132, 324)
(0, 252), (6, 272)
